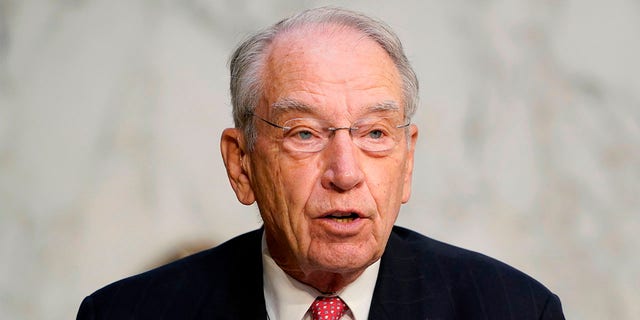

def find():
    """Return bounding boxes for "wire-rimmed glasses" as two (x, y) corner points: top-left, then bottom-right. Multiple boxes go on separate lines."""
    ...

(252, 113), (410, 153)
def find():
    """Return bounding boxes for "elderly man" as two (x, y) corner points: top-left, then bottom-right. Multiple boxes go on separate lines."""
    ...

(77, 7), (564, 319)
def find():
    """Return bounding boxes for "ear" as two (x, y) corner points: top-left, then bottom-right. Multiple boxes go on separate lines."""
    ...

(402, 124), (418, 203)
(220, 128), (256, 205)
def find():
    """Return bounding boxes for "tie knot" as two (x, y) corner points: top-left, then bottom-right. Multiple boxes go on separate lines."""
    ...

(310, 296), (349, 320)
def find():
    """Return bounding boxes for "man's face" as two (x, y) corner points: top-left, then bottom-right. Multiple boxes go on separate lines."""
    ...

(236, 26), (417, 284)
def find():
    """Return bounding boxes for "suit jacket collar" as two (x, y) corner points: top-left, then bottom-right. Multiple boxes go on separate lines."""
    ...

(368, 226), (447, 320)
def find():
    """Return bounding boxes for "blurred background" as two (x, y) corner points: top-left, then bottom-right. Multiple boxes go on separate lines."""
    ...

(1, 0), (638, 319)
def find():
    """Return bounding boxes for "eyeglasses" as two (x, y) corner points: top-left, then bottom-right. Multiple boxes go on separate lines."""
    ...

(252, 113), (410, 153)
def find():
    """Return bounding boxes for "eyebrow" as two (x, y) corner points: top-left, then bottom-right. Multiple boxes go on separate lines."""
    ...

(270, 99), (400, 117)
(368, 100), (400, 113)
(271, 98), (315, 115)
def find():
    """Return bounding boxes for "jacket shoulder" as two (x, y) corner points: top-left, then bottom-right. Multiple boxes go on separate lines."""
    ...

(77, 229), (266, 319)
(374, 226), (564, 319)
(390, 226), (549, 288)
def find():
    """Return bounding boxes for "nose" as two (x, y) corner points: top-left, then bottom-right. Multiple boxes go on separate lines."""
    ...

(320, 130), (365, 192)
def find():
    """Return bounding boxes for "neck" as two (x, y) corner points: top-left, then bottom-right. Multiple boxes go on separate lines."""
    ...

(285, 268), (365, 294)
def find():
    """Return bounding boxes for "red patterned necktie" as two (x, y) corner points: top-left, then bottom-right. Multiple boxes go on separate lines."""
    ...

(310, 296), (349, 320)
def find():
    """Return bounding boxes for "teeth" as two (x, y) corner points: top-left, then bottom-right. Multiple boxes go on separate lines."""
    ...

(332, 217), (355, 223)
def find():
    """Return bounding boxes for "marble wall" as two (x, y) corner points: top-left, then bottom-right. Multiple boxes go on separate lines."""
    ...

(1, 0), (638, 319)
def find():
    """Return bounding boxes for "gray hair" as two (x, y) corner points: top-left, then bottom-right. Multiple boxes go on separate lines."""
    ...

(229, 6), (419, 149)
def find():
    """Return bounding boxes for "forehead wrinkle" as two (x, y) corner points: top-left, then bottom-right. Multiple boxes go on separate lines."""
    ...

(269, 98), (402, 121)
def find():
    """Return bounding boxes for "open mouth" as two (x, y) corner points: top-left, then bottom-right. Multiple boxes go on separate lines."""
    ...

(325, 212), (360, 223)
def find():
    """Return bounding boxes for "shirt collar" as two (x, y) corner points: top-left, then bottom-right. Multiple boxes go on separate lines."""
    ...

(262, 231), (380, 320)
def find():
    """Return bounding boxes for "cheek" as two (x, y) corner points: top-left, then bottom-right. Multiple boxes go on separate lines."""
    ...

(250, 148), (288, 213)
(368, 160), (404, 191)
(252, 162), (281, 220)
(256, 154), (322, 220)
(365, 159), (407, 212)
(282, 157), (323, 204)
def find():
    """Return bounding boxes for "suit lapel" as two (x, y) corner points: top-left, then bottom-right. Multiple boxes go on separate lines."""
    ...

(368, 227), (452, 320)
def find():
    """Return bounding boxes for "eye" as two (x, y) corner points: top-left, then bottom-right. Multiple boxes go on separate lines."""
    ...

(284, 126), (322, 142)
(297, 130), (314, 140)
(368, 129), (384, 139)
(357, 122), (391, 140)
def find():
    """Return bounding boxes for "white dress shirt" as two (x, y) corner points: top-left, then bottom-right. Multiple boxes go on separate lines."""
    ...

(262, 233), (380, 320)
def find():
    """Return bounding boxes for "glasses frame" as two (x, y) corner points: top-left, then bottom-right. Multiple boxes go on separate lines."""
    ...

(251, 113), (411, 153)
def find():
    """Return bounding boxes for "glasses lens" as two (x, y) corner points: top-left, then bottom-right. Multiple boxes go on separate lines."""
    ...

(278, 117), (406, 153)
(351, 118), (399, 152)
(281, 118), (327, 153)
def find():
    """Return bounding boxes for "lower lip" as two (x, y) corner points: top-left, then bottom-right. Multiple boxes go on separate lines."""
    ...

(315, 216), (366, 236)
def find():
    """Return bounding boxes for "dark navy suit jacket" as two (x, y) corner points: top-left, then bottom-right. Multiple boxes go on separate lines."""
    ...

(77, 226), (565, 319)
